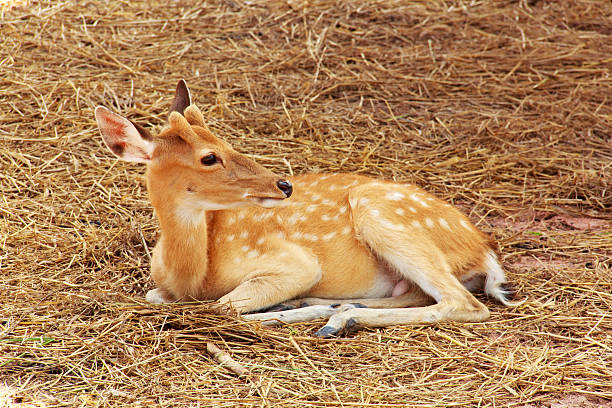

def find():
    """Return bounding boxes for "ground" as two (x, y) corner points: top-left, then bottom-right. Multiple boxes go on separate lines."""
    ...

(0, 0), (610, 407)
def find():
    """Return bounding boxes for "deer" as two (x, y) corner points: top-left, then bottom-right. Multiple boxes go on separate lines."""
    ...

(95, 80), (522, 337)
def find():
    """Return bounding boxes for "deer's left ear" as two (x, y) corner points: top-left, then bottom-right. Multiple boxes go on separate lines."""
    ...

(168, 79), (191, 119)
(95, 106), (155, 163)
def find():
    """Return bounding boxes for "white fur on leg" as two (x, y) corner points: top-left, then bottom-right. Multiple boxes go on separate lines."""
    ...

(146, 288), (170, 304)
(244, 305), (343, 326)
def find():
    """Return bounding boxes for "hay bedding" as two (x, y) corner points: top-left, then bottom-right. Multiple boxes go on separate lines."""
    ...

(0, 0), (610, 406)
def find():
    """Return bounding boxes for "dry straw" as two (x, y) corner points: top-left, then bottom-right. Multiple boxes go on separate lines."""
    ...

(1, 0), (610, 406)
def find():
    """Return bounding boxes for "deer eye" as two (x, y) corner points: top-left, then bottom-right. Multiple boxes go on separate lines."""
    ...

(200, 153), (217, 166)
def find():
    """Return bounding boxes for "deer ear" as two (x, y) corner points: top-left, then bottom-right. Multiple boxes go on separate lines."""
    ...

(168, 79), (191, 119)
(95, 106), (155, 163)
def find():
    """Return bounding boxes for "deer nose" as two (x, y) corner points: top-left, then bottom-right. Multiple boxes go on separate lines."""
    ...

(277, 179), (293, 198)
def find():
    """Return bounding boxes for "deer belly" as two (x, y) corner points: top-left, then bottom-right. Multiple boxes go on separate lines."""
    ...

(361, 274), (409, 298)
(361, 271), (398, 298)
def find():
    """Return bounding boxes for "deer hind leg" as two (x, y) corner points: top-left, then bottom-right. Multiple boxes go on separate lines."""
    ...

(315, 275), (491, 337)
(315, 196), (490, 337)
(315, 257), (490, 337)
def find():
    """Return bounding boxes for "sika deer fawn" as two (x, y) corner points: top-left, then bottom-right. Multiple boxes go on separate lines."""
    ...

(95, 80), (521, 337)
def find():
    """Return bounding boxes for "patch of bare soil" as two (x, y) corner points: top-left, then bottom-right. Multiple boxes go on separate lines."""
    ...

(517, 394), (612, 408)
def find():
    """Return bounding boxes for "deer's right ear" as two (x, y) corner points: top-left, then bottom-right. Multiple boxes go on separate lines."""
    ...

(95, 106), (155, 163)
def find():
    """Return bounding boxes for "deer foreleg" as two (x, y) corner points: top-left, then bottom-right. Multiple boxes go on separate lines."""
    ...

(145, 287), (176, 304)
(218, 245), (322, 313)
(243, 304), (347, 325)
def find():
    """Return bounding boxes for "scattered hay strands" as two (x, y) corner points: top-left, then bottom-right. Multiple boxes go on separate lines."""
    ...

(1, 0), (611, 406)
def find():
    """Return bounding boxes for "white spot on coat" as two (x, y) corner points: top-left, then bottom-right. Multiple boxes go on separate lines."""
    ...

(460, 219), (472, 230)
(410, 193), (430, 208)
(381, 218), (405, 231)
(386, 192), (405, 201)
(287, 214), (300, 225)
(322, 232), (336, 241)
(438, 218), (451, 230)
(254, 212), (273, 221)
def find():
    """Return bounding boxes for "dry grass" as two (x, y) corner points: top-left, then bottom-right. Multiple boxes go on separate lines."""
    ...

(1, 0), (611, 406)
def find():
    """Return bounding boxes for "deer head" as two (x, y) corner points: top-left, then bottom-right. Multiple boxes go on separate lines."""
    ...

(95, 80), (292, 218)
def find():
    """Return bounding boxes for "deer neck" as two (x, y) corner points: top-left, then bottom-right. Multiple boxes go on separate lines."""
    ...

(153, 197), (214, 299)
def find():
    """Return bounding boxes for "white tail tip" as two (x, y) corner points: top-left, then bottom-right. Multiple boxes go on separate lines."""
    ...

(486, 283), (527, 307)
(483, 251), (526, 307)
